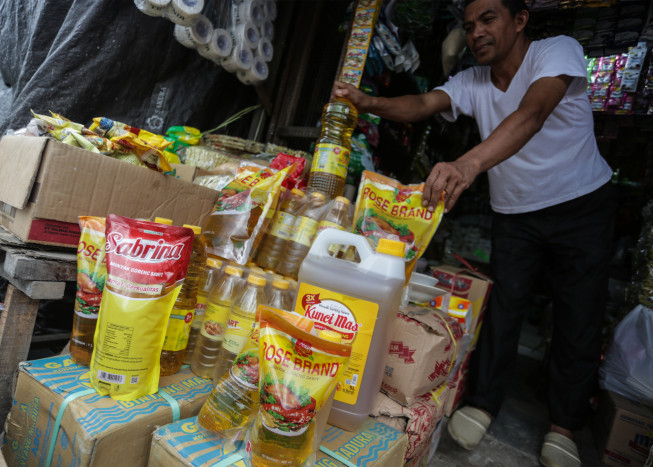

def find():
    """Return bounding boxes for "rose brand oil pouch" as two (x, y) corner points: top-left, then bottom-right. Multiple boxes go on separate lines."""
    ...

(244, 307), (351, 466)
(353, 171), (445, 280)
(90, 214), (194, 400)
(70, 216), (107, 366)
(201, 165), (293, 264)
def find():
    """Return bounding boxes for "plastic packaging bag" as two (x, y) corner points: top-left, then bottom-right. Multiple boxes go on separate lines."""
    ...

(599, 305), (653, 405)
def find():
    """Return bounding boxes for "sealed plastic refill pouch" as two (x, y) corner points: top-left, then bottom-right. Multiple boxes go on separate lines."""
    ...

(90, 215), (194, 400)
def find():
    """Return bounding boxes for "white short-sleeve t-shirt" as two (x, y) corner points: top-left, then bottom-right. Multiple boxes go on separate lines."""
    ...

(436, 35), (612, 214)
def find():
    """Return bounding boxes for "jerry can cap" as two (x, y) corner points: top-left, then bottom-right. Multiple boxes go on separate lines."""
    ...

(319, 330), (342, 343)
(153, 217), (173, 225)
(224, 265), (243, 277)
(376, 238), (405, 257)
(247, 274), (267, 286)
(183, 224), (202, 235)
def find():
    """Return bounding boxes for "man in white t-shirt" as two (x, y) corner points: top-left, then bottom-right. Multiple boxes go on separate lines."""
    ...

(333, 0), (615, 465)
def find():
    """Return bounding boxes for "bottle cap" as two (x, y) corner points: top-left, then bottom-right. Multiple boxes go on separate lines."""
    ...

(376, 238), (405, 258)
(207, 258), (223, 269)
(224, 265), (243, 277)
(248, 274), (267, 286)
(310, 191), (326, 201)
(334, 196), (350, 205)
(272, 278), (290, 289)
(319, 330), (342, 343)
(291, 188), (307, 198)
(183, 224), (202, 235)
(154, 217), (173, 225)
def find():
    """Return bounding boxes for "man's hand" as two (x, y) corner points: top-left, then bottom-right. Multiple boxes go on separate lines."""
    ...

(423, 158), (480, 213)
(332, 81), (374, 114)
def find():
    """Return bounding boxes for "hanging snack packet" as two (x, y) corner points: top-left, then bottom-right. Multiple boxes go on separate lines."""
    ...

(244, 307), (351, 466)
(353, 171), (445, 280)
(201, 165), (294, 264)
(197, 306), (314, 443)
(70, 216), (107, 366)
(90, 215), (194, 400)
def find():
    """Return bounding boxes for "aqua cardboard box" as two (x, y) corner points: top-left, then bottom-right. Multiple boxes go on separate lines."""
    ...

(1, 355), (213, 467)
(148, 417), (408, 467)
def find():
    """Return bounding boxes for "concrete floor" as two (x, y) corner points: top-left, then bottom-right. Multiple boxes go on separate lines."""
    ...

(427, 354), (605, 466)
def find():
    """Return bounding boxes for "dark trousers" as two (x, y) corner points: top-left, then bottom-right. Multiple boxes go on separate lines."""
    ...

(467, 182), (616, 430)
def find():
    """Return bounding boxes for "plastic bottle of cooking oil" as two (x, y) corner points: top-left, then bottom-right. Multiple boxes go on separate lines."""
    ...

(275, 192), (326, 279)
(306, 97), (358, 199)
(255, 188), (307, 271)
(315, 195), (352, 257)
(213, 274), (267, 380)
(266, 278), (294, 310)
(190, 265), (243, 380)
(160, 224), (206, 376)
(295, 229), (406, 431)
(184, 257), (224, 365)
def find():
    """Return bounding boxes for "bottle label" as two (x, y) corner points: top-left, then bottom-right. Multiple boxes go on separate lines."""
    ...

(268, 212), (296, 240)
(310, 143), (350, 178)
(294, 283), (379, 405)
(200, 302), (231, 341)
(162, 307), (195, 351)
(222, 312), (257, 355)
(291, 216), (319, 247)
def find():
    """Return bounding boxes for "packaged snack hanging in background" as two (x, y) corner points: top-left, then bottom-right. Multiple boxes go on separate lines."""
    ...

(245, 307), (351, 466)
(353, 170), (445, 280)
(269, 152), (307, 190)
(70, 216), (107, 366)
(197, 306), (314, 443)
(201, 165), (293, 264)
(90, 215), (193, 400)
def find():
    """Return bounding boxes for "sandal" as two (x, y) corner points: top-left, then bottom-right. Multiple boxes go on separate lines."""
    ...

(539, 432), (581, 467)
(447, 406), (492, 450)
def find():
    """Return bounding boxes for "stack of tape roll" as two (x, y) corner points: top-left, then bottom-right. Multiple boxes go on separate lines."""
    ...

(168, 0), (204, 26)
(197, 28), (233, 62)
(263, 0), (276, 21)
(134, 0), (171, 17)
(232, 21), (260, 49)
(221, 45), (253, 73)
(236, 0), (264, 27)
(261, 20), (274, 41)
(255, 38), (273, 62)
(173, 14), (213, 49)
(237, 57), (269, 85)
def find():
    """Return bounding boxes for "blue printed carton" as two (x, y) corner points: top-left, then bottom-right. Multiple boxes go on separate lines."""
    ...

(147, 417), (407, 466)
(1, 355), (213, 467)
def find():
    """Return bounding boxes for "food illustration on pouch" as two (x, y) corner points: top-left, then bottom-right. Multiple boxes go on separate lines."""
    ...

(260, 375), (317, 434)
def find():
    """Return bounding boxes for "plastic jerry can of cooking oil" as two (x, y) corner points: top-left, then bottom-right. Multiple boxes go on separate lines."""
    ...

(294, 228), (406, 431)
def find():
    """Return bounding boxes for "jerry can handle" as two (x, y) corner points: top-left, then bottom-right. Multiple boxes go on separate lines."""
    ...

(309, 228), (374, 261)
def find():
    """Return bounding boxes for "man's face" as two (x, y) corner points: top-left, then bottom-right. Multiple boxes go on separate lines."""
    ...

(463, 0), (525, 65)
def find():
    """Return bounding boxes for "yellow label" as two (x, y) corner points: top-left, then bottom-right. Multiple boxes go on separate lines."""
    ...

(75, 217), (107, 319)
(200, 302), (231, 341)
(162, 307), (194, 351)
(291, 216), (319, 247)
(294, 283), (378, 405)
(310, 143), (350, 178)
(90, 285), (180, 400)
(268, 212), (296, 240)
(222, 311), (257, 355)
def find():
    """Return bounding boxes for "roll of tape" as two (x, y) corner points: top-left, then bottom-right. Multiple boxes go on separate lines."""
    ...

(232, 21), (259, 49)
(221, 45), (253, 73)
(263, 0), (276, 21)
(134, 0), (171, 17)
(255, 38), (273, 62)
(168, 0), (204, 26)
(236, 0), (264, 27)
(174, 24), (196, 48)
(237, 58), (268, 85)
(261, 20), (274, 41)
(198, 28), (233, 61)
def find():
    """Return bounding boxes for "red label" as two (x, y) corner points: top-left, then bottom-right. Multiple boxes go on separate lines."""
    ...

(28, 219), (81, 245)
(388, 341), (416, 364)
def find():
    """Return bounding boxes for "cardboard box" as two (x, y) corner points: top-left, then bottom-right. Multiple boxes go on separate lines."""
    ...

(431, 265), (493, 346)
(1, 355), (213, 467)
(0, 136), (219, 247)
(370, 386), (449, 466)
(382, 305), (464, 406)
(594, 390), (653, 467)
(443, 350), (473, 417)
(148, 417), (408, 467)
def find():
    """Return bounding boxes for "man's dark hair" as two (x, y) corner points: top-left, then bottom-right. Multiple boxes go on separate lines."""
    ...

(463, 0), (529, 17)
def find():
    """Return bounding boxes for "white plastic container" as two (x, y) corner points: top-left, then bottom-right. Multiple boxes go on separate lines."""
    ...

(295, 228), (406, 431)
